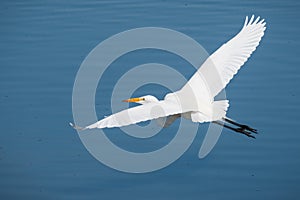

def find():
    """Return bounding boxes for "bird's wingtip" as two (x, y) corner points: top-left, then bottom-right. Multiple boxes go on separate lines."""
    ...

(69, 122), (86, 130)
(245, 15), (266, 24)
(244, 16), (249, 27)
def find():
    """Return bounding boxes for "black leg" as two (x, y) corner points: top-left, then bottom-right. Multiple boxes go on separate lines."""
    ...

(223, 117), (258, 134)
(213, 121), (256, 139)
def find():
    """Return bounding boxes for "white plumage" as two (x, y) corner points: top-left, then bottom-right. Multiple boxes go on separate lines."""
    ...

(70, 15), (266, 131)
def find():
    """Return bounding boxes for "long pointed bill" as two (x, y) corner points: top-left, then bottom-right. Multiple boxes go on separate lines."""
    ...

(122, 97), (143, 103)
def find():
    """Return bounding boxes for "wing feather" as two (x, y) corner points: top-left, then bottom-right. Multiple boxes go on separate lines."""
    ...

(207, 15), (266, 96)
(182, 15), (266, 100)
(85, 100), (183, 129)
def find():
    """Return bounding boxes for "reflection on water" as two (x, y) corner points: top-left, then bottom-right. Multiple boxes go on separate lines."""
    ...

(1, 0), (300, 199)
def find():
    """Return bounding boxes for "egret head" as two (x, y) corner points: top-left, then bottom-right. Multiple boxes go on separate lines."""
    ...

(122, 95), (158, 104)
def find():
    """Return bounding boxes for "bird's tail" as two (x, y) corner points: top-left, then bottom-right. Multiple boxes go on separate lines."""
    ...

(212, 100), (229, 120)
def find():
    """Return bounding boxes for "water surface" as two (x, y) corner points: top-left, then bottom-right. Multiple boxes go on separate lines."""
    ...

(1, 0), (300, 199)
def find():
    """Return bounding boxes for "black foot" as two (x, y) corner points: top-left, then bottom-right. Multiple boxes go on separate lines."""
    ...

(224, 118), (258, 134)
(235, 127), (256, 139)
(213, 121), (256, 139)
(240, 125), (258, 134)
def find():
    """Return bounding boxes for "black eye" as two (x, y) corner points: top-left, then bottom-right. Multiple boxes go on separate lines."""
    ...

(142, 98), (145, 100)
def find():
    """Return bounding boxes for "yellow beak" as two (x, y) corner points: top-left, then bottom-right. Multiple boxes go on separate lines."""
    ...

(122, 97), (144, 103)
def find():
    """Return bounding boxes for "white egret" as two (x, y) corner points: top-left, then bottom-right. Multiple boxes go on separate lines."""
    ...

(70, 15), (266, 138)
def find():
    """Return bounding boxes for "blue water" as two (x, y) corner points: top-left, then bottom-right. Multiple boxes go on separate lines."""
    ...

(1, 0), (300, 199)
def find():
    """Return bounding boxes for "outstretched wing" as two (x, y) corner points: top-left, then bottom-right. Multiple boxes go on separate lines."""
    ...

(181, 15), (266, 100)
(80, 100), (183, 129)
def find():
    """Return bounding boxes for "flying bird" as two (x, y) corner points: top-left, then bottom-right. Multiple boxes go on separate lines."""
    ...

(70, 15), (266, 138)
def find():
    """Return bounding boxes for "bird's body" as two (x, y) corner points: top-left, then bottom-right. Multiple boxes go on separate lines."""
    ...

(70, 15), (266, 138)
